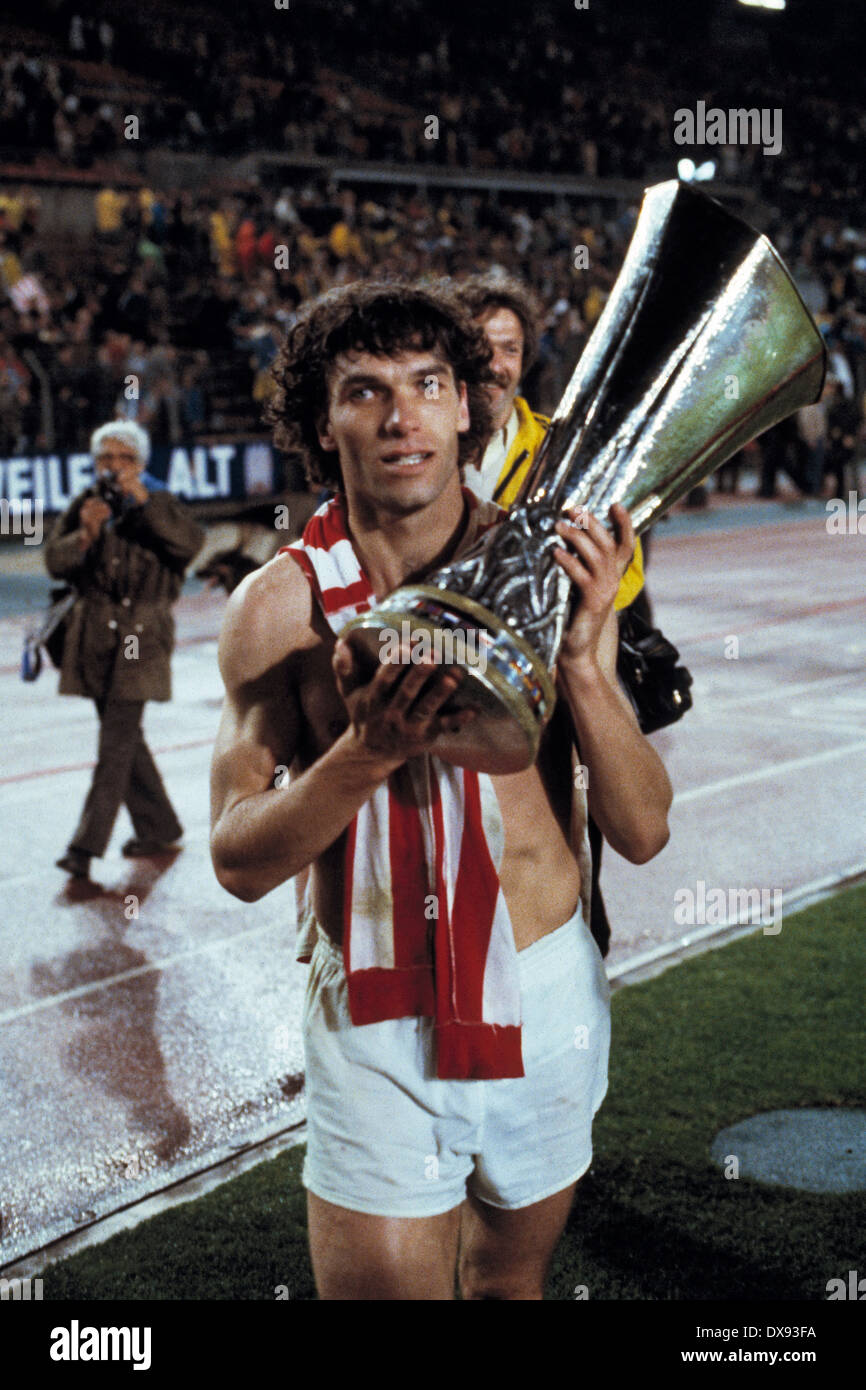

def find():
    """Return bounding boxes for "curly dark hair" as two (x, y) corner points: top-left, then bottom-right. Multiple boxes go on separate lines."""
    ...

(454, 271), (542, 376)
(266, 280), (494, 490)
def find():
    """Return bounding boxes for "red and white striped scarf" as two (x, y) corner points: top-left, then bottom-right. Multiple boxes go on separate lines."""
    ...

(281, 489), (524, 1079)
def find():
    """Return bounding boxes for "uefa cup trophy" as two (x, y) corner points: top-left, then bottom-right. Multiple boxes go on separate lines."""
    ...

(341, 180), (827, 772)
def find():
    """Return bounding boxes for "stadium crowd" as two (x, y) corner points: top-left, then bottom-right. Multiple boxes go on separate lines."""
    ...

(0, 0), (863, 494)
(3, 0), (862, 210)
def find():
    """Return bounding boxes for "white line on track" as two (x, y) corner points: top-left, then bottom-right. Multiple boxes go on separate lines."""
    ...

(674, 740), (866, 804)
(674, 599), (866, 647)
(731, 706), (866, 733)
(0, 736), (214, 786)
(0, 818), (214, 885)
(686, 670), (862, 714)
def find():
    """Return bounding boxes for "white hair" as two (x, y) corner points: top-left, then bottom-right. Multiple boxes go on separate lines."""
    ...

(90, 420), (151, 466)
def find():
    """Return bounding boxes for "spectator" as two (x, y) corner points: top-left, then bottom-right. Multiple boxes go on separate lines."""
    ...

(179, 361), (207, 434)
(797, 387), (830, 496)
(140, 374), (185, 446)
(116, 272), (151, 341)
(0, 333), (32, 452)
(95, 186), (127, 240)
(2, 0), (863, 461)
(46, 420), (204, 881)
(235, 215), (258, 280)
(824, 378), (862, 498)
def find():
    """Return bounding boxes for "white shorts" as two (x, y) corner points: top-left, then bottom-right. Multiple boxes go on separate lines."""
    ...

(300, 902), (611, 1217)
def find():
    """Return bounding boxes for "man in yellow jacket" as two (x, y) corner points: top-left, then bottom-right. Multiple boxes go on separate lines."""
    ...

(456, 271), (644, 611)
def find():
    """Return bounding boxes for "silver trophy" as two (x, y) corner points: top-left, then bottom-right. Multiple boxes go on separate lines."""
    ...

(342, 180), (827, 772)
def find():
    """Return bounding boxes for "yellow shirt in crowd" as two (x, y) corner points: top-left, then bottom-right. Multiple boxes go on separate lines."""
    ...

(94, 187), (127, 233)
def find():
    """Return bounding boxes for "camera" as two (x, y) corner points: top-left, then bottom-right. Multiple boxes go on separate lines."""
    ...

(95, 470), (126, 516)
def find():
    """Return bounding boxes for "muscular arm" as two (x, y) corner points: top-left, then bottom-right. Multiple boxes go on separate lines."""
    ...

(558, 609), (672, 863)
(210, 557), (394, 901)
(553, 504), (672, 865)
(210, 554), (473, 902)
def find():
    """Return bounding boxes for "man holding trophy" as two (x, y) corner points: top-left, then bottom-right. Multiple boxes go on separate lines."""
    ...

(209, 183), (824, 1299)
(209, 279), (671, 1300)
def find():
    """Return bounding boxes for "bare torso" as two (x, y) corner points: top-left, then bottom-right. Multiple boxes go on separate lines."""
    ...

(290, 592), (582, 951)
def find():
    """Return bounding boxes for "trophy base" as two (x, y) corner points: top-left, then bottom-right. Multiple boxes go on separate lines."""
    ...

(339, 584), (557, 774)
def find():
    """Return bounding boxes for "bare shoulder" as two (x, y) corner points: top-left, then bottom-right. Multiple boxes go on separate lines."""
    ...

(218, 550), (314, 690)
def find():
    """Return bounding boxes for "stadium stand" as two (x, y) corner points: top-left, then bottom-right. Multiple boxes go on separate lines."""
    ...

(0, 0), (863, 487)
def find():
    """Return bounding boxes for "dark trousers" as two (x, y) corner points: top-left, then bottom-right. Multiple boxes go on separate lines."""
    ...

(825, 446), (858, 499)
(70, 699), (182, 857)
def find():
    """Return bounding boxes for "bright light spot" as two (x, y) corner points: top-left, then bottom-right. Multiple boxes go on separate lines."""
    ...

(738, 0), (786, 10)
(678, 158), (716, 183)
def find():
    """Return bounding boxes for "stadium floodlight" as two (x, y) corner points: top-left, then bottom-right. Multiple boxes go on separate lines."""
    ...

(738, 0), (786, 11)
(678, 159), (716, 182)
